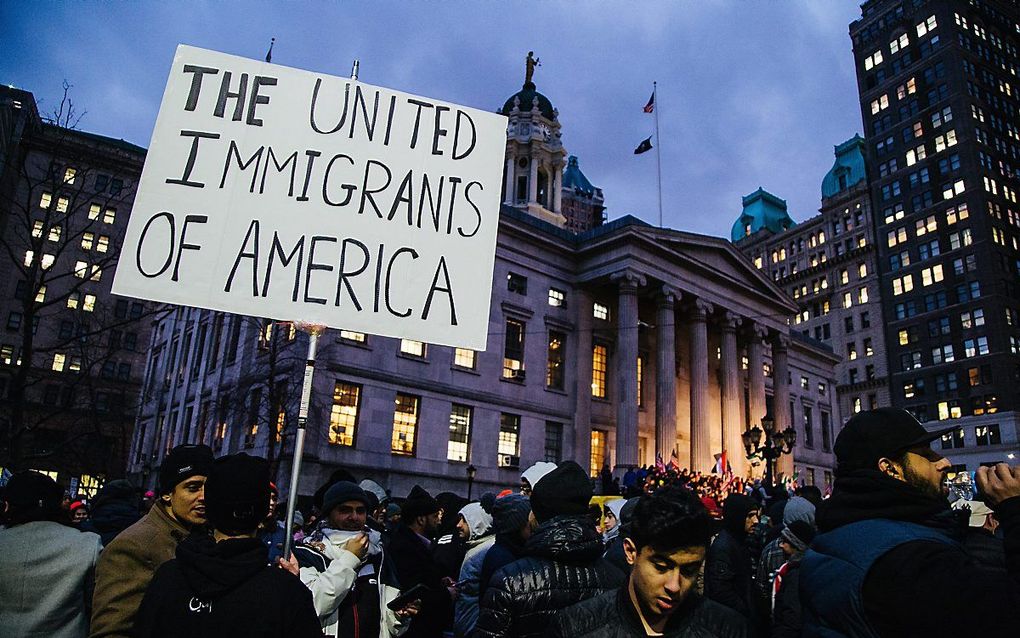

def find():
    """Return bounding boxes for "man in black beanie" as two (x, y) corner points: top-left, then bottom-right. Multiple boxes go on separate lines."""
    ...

(475, 461), (624, 638)
(134, 453), (321, 637)
(704, 493), (761, 630)
(388, 484), (455, 638)
(92, 443), (214, 638)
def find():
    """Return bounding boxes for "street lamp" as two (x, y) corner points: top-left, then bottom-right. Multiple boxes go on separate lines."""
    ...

(466, 464), (477, 500)
(742, 410), (796, 488)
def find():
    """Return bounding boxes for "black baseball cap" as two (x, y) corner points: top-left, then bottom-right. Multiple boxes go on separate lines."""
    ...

(834, 408), (955, 474)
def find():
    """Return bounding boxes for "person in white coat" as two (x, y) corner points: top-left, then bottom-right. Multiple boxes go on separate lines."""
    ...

(295, 481), (413, 638)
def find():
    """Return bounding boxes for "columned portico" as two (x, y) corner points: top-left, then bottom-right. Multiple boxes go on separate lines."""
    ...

(771, 332), (793, 478)
(574, 290), (594, 467)
(747, 323), (768, 431)
(689, 298), (713, 472)
(720, 311), (744, 476)
(612, 270), (645, 472)
(655, 287), (679, 459)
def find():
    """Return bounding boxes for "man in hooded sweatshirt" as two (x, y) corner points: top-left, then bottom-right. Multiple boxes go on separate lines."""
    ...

(520, 461), (557, 496)
(474, 461), (624, 638)
(704, 493), (760, 629)
(133, 453), (321, 638)
(453, 498), (495, 638)
(754, 495), (814, 601)
(800, 408), (1020, 636)
(295, 481), (410, 638)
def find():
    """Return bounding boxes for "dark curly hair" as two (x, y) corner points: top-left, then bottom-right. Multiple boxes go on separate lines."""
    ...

(627, 486), (713, 552)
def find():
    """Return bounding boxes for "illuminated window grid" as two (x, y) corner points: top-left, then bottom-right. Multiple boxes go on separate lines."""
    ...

(329, 382), (361, 446)
(400, 339), (426, 357)
(447, 404), (472, 462)
(497, 413), (520, 466)
(391, 393), (420, 456)
(592, 344), (608, 398)
(454, 348), (476, 369)
(590, 429), (607, 477)
(546, 332), (564, 389)
(637, 356), (643, 406)
(340, 330), (366, 343)
(593, 303), (610, 320)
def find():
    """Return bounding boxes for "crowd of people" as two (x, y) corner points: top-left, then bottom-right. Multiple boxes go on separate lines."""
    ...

(1, 407), (1019, 637)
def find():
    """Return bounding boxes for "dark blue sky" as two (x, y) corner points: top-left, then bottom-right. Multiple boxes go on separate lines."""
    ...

(1, 1), (866, 239)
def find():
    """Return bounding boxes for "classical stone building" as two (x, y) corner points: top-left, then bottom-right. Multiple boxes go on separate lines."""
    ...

(851, 0), (1020, 471)
(734, 136), (893, 424)
(126, 77), (838, 499)
(0, 86), (153, 491)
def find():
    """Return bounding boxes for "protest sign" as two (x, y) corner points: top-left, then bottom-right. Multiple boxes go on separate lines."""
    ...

(113, 45), (506, 350)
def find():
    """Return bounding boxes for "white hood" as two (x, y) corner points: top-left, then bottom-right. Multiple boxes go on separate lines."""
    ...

(459, 502), (493, 541)
(520, 461), (557, 489)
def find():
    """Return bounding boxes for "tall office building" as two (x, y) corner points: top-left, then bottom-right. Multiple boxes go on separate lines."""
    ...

(851, 0), (1020, 470)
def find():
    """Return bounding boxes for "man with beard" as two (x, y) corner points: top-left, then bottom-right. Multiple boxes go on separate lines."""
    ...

(474, 461), (624, 638)
(552, 487), (745, 638)
(800, 408), (1020, 636)
(295, 481), (411, 638)
(704, 493), (760, 628)
(388, 485), (454, 638)
(91, 444), (214, 638)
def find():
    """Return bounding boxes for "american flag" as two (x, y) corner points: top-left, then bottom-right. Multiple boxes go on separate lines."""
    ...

(643, 91), (655, 113)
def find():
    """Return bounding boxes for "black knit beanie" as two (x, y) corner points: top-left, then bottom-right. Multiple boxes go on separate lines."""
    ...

(530, 461), (592, 523)
(159, 444), (214, 495)
(204, 453), (270, 535)
(401, 484), (440, 521)
(321, 481), (371, 516)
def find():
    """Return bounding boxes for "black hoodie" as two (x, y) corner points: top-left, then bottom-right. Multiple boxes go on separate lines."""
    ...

(704, 494), (758, 623)
(134, 533), (323, 638)
(812, 469), (1020, 637)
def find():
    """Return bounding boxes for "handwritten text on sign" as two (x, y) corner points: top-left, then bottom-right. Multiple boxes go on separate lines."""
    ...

(113, 45), (506, 349)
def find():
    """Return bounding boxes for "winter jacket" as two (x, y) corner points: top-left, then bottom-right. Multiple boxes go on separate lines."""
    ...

(454, 535), (495, 638)
(91, 502), (192, 638)
(769, 558), (801, 638)
(133, 533), (322, 638)
(800, 469), (1020, 637)
(80, 480), (141, 546)
(473, 514), (624, 638)
(0, 520), (102, 638)
(259, 520), (287, 565)
(387, 523), (454, 638)
(551, 586), (747, 638)
(961, 526), (1008, 576)
(296, 526), (408, 638)
(477, 533), (526, 600)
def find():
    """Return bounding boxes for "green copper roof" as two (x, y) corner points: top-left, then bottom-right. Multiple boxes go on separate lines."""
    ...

(730, 187), (795, 242)
(562, 156), (596, 195)
(821, 134), (867, 199)
(500, 81), (556, 120)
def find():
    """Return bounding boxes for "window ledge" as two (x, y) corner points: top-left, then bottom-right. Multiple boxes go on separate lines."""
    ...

(500, 376), (526, 386)
(337, 339), (372, 351)
(452, 365), (481, 376)
(544, 386), (568, 396)
(396, 353), (428, 363)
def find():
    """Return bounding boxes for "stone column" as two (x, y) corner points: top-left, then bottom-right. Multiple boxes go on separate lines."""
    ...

(612, 270), (645, 473)
(552, 163), (563, 213)
(720, 311), (744, 476)
(747, 323), (768, 434)
(573, 290), (594, 470)
(655, 287), (680, 460)
(771, 332), (793, 480)
(689, 298), (713, 472)
(528, 156), (539, 204)
(504, 156), (515, 204)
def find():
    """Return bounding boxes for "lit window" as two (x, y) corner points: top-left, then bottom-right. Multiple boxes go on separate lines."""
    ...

(35, 286), (46, 303)
(83, 294), (96, 312)
(56, 197), (69, 213)
(103, 208), (116, 224)
(916, 15), (937, 38)
(590, 430), (607, 477)
(63, 167), (77, 184)
(96, 236), (109, 253)
(41, 254), (54, 270)
(858, 287), (869, 303)
(24, 251), (34, 267)
(52, 353), (66, 372)
(921, 265), (944, 286)
(858, 263), (867, 278)
(90, 265), (102, 282)
(892, 275), (914, 296)
(390, 393), (420, 456)
(447, 404), (472, 462)
(548, 288), (566, 307)
(67, 293), (80, 309)
(339, 330), (366, 343)
(497, 413), (521, 467)
(592, 343), (608, 398)
(503, 319), (525, 379)
(400, 339), (426, 358)
(40, 193), (52, 209)
(328, 382), (360, 446)
(593, 303), (609, 321)
(454, 348), (476, 369)
(81, 233), (94, 250)
(88, 204), (101, 220)
(32, 221), (44, 238)
(74, 261), (88, 278)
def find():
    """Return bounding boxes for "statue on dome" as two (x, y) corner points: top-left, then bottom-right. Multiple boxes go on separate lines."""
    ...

(525, 51), (541, 85)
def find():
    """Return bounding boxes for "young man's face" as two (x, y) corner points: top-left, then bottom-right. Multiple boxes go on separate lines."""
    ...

(624, 538), (705, 622)
(329, 500), (368, 532)
(164, 477), (207, 527)
(456, 515), (471, 540)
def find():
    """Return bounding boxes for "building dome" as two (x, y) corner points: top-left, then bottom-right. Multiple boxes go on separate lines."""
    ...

(500, 81), (557, 120)
(821, 134), (867, 199)
(730, 187), (795, 242)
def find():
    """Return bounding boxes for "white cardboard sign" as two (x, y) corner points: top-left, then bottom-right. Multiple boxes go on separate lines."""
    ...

(113, 45), (506, 350)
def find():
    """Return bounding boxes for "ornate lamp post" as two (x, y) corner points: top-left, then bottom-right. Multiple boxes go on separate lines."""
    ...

(742, 411), (797, 488)
(466, 464), (477, 500)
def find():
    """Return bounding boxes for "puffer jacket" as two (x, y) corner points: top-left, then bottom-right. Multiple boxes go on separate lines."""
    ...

(704, 495), (756, 621)
(551, 586), (747, 638)
(473, 514), (624, 638)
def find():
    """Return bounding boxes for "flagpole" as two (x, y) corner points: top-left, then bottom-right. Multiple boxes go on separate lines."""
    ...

(653, 81), (663, 228)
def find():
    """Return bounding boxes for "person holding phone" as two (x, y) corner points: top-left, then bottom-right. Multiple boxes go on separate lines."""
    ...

(295, 481), (414, 638)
